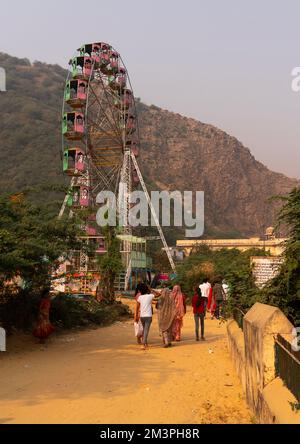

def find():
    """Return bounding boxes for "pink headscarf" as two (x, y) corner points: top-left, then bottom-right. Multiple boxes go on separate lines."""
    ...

(172, 285), (185, 318)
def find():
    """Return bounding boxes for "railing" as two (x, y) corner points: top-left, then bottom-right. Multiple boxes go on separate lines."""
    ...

(232, 307), (245, 331)
(275, 334), (300, 402)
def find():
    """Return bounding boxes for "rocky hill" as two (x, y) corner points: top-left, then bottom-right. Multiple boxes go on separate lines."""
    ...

(136, 102), (299, 236)
(0, 53), (298, 237)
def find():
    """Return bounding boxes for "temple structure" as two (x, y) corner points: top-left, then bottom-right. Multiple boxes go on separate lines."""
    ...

(176, 228), (286, 257)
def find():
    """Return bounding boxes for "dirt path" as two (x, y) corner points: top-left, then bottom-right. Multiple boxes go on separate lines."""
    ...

(0, 301), (252, 424)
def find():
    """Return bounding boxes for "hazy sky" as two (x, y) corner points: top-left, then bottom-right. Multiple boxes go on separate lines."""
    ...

(1, 0), (300, 178)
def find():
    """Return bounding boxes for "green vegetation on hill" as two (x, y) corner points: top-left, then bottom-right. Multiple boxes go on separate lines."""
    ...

(0, 53), (67, 193)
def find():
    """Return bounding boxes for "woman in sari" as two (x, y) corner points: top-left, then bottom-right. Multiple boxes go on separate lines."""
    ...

(33, 289), (55, 343)
(207, 283), (216, 319)
(171, 285), (186, 342)
(212, 279), (226, 320)
(156, 288), (177, 347)
(207, 278), (225, 319)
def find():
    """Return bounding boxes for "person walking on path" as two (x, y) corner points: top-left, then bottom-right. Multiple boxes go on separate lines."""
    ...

(222, 279), (230, 301)
(134, 283), (157, 350)
(33, 288), (55, 343)
(171, 285), (186, 342)
(212, 278), (226, 320)
(207, 282), (216, 319)
(199, 277), (211, 314)
(156, 288), (177, 348)
(192, 287), (206, 341)
(134, 283), (145, 344)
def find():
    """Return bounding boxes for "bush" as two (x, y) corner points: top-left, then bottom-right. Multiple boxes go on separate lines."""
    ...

(0, 289), (40, 333)
(261, 187), (300, 326)
(0, 289), (132, 333)
(50, 296), (132, 329)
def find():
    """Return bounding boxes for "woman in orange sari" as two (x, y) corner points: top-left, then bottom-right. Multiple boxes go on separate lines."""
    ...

(171, 285), (186, 341)
(207, 284), (216, 319)
(33, 289), (55, 343)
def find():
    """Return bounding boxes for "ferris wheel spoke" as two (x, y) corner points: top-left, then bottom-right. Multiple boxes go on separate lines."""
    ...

(87, 94), (116, 134)
(88, 84), (122, 139)
(87, 114), (121, 145)
(93, 70), (123, 134)
(90, 162), (118, 193)
(89, 115), (121, 141)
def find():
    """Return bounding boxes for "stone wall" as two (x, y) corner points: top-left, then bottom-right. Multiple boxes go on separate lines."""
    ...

(227, 302), (300, 424)
(227, 320), (246, 393)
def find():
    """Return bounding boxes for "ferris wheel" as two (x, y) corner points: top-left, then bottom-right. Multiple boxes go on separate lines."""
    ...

(59, 41), (175, 289)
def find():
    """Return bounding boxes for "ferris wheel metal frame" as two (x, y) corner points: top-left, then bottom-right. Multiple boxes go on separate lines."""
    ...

(59, 42), (175, 289)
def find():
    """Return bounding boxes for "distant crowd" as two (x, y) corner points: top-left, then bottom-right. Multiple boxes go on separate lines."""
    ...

(134, 277), (229, 350)
(32, 277), (229, 349)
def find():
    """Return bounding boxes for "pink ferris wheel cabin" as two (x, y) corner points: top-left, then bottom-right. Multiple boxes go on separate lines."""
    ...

(126, 114), (136, 134)
(123, 89), (133, 108)
(108, 51), (119, 73)
(131, 141), (139, 157)
(63, 148), (86, 176)
(67, 185), (90, 208)
(114, 89), (133, 110)
(62, 112), (85, 140)
(108, 66), (126, 90)
(64, 79), (87, 108)
(126, 139), (138, 149)
(80, 42), (112, 67)
(132, 168), (139, 185)
(71, 56), (93, 80)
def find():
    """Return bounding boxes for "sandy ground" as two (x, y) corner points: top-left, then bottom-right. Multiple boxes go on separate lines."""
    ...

(0, 301), (253, 424)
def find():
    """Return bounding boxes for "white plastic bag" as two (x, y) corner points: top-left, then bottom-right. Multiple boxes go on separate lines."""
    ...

(134, 320), (143, 337)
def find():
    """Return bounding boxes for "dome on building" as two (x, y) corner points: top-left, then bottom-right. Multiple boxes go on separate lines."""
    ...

(265, 226), (275, 238)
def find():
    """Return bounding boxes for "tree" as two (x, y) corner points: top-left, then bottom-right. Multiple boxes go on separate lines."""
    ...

(96, 226), (123, 304)
(262, 187), (300, 325)
(0, 192), (82, 330)
(176, 245), (267, 302)
(0, 193), (80, 291)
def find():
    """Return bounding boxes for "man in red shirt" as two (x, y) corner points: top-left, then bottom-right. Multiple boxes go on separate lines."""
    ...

(192, 287), (206, 341)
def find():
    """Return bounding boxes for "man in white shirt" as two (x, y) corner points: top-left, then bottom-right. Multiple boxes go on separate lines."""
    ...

(199, 278), (211, 299)
(134, 283), (157, 350)
(138, 292), (154, 318)
(222, 280), (230, 301)
(199, 278), (211, 314)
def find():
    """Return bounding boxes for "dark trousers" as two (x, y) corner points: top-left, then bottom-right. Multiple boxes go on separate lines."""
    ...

(194, 313), (205, 338)
(215, 302), (223, 319)
(140, 317), (152, 345)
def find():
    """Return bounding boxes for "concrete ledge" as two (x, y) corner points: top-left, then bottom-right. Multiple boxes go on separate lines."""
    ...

(243, 303), (293, 416)
(227, 303), (299, 424)
(261, 377), (300, 424)
(227, 320), (246, 393)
